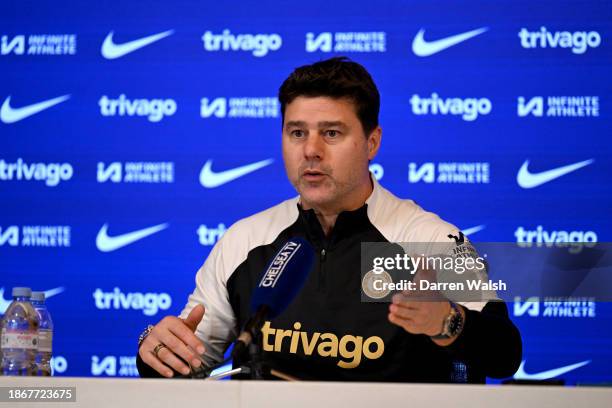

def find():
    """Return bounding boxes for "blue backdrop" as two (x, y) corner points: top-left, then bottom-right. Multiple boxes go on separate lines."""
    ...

(1, 0), (611, 383)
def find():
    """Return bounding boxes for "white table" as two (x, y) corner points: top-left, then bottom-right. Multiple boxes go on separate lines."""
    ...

(1, 376), (611, 407)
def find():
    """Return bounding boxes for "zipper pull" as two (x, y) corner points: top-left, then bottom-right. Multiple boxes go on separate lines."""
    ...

(320, 248), (326, 261)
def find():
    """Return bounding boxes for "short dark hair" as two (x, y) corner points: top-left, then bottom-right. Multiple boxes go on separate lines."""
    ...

(278, 57), (380, 136)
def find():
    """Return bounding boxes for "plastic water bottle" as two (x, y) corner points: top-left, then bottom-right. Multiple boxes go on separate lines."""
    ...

(0, 287), (39, 376)
(31, 291), (53, 376)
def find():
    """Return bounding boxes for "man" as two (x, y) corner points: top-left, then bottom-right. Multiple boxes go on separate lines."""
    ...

(137, 57), (521, 382)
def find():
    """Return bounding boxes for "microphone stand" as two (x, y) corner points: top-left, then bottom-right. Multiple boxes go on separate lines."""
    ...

(203, 331), (299, 381)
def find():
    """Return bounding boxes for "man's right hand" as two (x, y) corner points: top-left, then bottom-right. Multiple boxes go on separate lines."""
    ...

(138, 304), (206, 378)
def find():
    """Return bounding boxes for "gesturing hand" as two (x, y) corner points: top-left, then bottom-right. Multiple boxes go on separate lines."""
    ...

(138, 304), (206, 378)
(387, 264), (452, 337)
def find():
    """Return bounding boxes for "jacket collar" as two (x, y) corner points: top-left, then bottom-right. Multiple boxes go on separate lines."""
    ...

(296, 173), (379, 247)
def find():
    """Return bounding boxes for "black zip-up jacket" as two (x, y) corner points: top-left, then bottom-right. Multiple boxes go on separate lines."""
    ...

(137, 178), (522, 382)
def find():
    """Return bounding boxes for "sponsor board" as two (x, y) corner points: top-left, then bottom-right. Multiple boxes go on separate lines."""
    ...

(306, 32), (386, 53)
(518, 27), (601, 54)
(518, 96), (599, 118)
(99, 95), (177, 122)
(408, 162), (490, 184)
(202, 30), (282, 57)
(93, 288), (172, 316)
(97, 162), (174, 183)
(410, 93), (492, 121)
(200, 97), (278, 118)
(1, 34), (76, 56)
(0, 226), (71, 247)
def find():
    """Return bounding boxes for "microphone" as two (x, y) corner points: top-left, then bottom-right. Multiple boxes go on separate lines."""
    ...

(231, 238), (314, 359)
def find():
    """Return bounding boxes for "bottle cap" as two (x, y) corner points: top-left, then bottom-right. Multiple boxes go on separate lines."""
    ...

(12, 287), (32, 297)
(31, 291), (46, 301)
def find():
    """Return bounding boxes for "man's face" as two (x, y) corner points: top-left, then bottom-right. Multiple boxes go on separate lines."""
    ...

(282, 96), (381, 212)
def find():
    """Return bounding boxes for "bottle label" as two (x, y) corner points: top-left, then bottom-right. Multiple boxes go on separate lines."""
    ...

(1, 329), (38, 350)
(38, 329), (53, 352)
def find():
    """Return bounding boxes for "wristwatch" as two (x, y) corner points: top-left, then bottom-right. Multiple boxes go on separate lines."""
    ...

(431, 302), (464, 340)
(138, 325), (155, 347)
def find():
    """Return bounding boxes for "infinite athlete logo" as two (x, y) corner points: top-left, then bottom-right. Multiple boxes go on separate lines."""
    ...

(200, 97), (278, 119)
(1, 34), (76, 56)
(91, 355), (138, 377)
(0, 225), (71, 248)
(408, 162), (490, 184)
(306, 32), (386, 53)
(517, 96), (599, 118)
(513, 296), (596, 318)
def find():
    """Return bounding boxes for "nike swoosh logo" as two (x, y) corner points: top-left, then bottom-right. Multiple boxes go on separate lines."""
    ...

(412, 27), (489, 57)
(199, 159), (274, 188)
(462, 225), (486, 236)
(0, 288), (11, 314)
(517, 159), (594, 189)
(96, 223), (168, 252)
(514, 360), (590, 380)
(1, 95), (71, 124)
(0, 286), (65, 314)
(101, 29), (174, 60)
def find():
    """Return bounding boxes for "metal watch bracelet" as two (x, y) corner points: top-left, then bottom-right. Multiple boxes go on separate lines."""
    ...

(138, 324), (155, 347)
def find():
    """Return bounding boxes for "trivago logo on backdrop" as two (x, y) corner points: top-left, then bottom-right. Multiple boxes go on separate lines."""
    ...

(514, 226), (597, 246)
(197, 223), (227, 246)
(518, 27), (601, 54)
(410, 93), (492, 121)
(0, 159), (73, 186)
(92, 288), (172, 316)
(202, 29), (282, 57)
(98, 95), (177, 122)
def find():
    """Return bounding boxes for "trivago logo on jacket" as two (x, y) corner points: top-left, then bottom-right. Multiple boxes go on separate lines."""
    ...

(261, 321), (384, 369)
